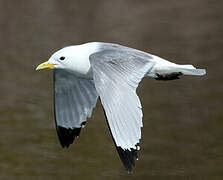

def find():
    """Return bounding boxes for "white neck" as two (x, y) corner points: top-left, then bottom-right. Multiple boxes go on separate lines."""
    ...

(64, 42), (100, 79)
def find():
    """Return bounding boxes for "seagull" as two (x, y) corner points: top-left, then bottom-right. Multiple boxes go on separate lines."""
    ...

(36, 42), (206, 172)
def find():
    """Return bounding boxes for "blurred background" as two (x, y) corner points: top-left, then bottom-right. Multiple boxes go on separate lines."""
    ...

(0, 0), (222, 179)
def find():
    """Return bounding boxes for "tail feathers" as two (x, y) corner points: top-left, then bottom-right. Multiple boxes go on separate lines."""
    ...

(179, 65), (206, 76)
(180, 64), (195, 69)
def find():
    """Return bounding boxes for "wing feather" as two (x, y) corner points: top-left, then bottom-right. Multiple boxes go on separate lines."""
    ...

(90, 50), (154, 171)
(53, 69), (98, 148)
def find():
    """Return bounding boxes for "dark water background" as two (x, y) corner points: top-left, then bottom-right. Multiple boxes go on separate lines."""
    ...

(0, 0), (222, 179)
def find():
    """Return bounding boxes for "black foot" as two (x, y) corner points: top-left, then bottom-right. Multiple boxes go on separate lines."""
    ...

(155, 72), (183, 81)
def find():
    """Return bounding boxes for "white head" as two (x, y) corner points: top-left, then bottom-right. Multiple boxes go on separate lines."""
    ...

(36, 43), (99, 77)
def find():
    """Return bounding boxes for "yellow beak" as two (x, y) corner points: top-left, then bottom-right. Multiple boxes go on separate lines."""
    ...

(36, 61), (55, 70)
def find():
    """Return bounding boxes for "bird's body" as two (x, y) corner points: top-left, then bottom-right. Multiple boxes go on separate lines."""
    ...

(49, 42), (205, 80)
(36, 42), (206, 172)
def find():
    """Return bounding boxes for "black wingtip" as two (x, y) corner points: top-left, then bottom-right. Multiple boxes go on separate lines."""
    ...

(116, 146), (139, 172)
(56, 126), (82, 148)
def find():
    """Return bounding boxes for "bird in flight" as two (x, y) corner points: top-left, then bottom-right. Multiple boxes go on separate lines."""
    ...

(36, 42), (206, 172)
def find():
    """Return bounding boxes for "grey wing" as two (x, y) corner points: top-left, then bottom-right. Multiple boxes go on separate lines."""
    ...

(53, 69), (98, 148)
(90, 50), (154, 171)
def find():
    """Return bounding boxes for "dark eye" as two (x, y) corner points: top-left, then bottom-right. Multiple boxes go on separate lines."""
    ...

(59, 56), (65, 60)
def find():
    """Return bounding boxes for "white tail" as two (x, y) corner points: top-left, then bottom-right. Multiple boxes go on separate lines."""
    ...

(177, 64), (206, 76)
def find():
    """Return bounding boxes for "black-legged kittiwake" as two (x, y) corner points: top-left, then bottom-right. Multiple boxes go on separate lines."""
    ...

(36, 42), (206, 172)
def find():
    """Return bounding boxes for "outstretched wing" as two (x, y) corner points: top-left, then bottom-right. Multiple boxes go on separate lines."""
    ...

(53, 69), (98, 148)
(90, 50), (154, 171)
